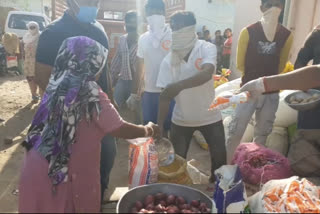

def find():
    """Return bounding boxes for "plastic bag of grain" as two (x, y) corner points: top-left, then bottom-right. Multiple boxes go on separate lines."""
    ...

(158, 155), (193, 185)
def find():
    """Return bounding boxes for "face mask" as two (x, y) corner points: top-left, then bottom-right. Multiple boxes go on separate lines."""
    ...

(171, 25), (197, 66)
(147, 15), (165, 32)
(77, 6), (98, 23)
(261, 7), (282, 41)
(262, 7), (282, 22)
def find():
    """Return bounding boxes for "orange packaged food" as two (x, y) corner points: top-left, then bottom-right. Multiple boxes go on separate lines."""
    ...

(209, 91), (250, 111)
(262, 178), (320, 213)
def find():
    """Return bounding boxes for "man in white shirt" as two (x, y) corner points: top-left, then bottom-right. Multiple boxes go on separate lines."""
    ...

(157, 11), (226, 182)
(127, 0), (174, 131)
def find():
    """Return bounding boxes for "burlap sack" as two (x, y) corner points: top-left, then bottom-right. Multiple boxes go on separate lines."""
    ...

(288, 130), (320, 177)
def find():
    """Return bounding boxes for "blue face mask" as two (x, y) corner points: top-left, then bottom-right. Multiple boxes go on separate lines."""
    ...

(76, 6), (98, 23)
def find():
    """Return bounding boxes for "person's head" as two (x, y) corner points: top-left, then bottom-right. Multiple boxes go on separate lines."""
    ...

(224, 28), (232, 38)
(202, 25), (207, 32)
(27, 22), (39, 35)
(260, 0), (285, 13)
(56, 36), (107, 82)
(145, 0), (165, 17)
(197, 32), (201, 38)
(204, 29), (211, 40)
(66, 0), (100, 23)
(125, 11), (138, 33)
(215, 30), (221, 37)
(170, 11), (196, 32)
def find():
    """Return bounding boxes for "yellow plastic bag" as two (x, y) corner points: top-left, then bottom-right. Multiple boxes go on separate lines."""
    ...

(214, 69), (232, 88)
(281, 62), (294, 74)
(158, 155), (193, 185)
(193, 130), (208, 151)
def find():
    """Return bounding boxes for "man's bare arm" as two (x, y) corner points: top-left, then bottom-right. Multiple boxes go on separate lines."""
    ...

(131, 57), (144, 94)
(35, 62), (53, 91)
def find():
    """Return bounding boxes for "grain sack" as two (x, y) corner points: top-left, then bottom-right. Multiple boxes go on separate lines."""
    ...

(158, 155), (193, 185)
(266, 127), (289, 156)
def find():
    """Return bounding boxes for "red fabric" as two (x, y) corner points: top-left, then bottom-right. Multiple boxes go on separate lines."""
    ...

(223, 37), (232, 56)
(232, 143), (292, 185)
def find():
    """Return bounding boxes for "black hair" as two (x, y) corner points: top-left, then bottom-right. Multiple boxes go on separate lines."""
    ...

(170, 11), (197, 28)
(125, 10), (137, 23)
(215, 30), (221, 34)
(204, 30), (210, 34)
(225, 28), (232, 32)
(261, 0), (285, 6)
(145, 0), (165, 12)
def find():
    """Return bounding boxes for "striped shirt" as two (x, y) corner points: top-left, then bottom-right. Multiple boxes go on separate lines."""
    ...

(110, 34), (138, 84)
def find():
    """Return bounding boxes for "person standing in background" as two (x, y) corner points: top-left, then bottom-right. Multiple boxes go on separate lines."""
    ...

(203, 29), (213, 43)
(222, 28), (232, 69)
(34, 0), (117, 204)
(127, 0), (174, 133)
(197, 32), (202, 39)
(213, 30), (224, 72)
(110, 11), (142, 123)
(225, 0), (293, 163)
(23, 22), (40, 102)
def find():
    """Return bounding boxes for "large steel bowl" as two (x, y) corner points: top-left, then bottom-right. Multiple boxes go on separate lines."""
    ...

(285, 89), (320, 111)
(116, 183), (215, 213)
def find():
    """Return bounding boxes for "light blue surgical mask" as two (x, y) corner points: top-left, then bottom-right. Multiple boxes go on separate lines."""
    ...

(76, 6), (98, 23)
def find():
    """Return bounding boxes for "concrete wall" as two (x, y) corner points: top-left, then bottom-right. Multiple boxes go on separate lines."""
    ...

(185, 0), (235, 36)
(0, 0), (51, 14)
(229, 0), (262, 79)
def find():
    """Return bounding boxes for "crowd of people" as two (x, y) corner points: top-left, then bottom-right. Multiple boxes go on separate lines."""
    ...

(198, 26), (233, 71)
(1, 0), (317, 212)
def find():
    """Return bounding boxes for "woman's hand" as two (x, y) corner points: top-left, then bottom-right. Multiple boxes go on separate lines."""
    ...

(145, 122), (160, 138)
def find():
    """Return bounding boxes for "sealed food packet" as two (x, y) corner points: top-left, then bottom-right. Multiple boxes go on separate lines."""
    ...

(209, 91), (250, 111)
(127, 138), (159, 189)
(262, 178), (320, 213)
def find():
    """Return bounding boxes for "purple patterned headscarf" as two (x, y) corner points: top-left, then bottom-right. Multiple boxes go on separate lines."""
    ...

(23, 36), (108, 185)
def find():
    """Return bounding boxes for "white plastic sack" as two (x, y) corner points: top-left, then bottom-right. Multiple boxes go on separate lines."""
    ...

(266, 127), (289, 156)
(187, 159), (210, 185)
(128, 138), (159, 188)
(273, 90), (298, 127)
(215, 78), (241, 97)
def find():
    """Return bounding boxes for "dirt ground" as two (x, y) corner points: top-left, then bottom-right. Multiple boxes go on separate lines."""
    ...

(0, 75), (211, 213)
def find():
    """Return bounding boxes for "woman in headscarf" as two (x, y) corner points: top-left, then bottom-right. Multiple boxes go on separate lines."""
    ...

(18, 36), (159, 213)
(23, 22), (40, 102)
